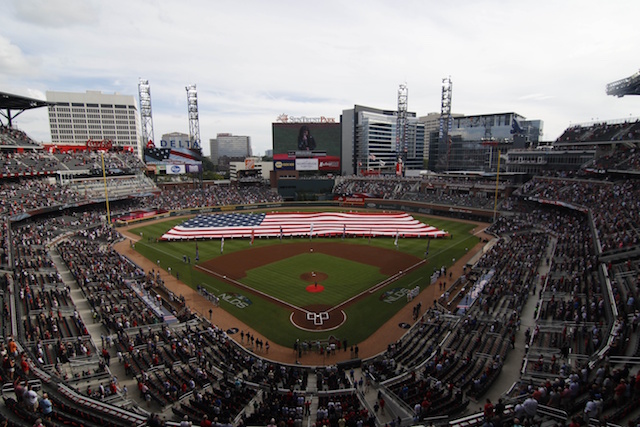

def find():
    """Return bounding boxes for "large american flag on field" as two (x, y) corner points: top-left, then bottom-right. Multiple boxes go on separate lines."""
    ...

(161, 212), (448, 240)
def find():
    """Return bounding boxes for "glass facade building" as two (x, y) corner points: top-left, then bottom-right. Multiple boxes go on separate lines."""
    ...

(342, 105), (425, 176)
(209, 133), (252, 166)
(427, 112), (543, 172)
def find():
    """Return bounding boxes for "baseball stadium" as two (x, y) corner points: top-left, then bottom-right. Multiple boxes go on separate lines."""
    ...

(0, 69), (639, 427)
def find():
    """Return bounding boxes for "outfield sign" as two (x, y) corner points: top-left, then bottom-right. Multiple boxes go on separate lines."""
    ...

(295, 158), (318, 171)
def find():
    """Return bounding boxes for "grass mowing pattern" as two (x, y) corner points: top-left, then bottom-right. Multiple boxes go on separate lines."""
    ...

(242, 253), (386, 307)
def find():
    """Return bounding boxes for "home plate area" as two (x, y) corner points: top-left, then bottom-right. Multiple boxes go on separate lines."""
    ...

(291, 304), (346, 331)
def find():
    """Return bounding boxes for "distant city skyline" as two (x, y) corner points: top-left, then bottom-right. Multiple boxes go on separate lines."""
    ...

(1, 0), (639, 157)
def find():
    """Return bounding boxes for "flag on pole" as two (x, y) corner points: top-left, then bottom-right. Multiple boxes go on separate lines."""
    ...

(221, 236), (225, 253)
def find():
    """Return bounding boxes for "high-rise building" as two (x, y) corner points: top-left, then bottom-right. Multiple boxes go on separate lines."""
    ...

(418, 112), (464, 162)
(209, 133), (252, 167)
(341, 105), (425, 176)
(46, 90), (141, 156)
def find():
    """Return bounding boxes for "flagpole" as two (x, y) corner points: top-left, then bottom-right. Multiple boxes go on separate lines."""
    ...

(493, 150), (501, 222)
(425, 236), (431, 259)
(101, 151), (111, 224)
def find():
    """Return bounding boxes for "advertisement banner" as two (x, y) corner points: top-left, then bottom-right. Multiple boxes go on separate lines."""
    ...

(166, 164), (186, 175)
(274, 159), (296, 170)
(295, 158), (318, 171)
(318, 156), (340, 171)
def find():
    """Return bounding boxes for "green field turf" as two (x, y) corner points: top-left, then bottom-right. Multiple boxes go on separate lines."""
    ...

(127, 212), (482, 347)
(242, 253), (387, 307)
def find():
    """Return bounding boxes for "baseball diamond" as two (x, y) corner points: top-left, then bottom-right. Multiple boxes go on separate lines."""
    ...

(194, 242), (424, 331)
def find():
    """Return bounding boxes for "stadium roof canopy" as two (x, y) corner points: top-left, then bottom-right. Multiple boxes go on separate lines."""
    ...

(606, 69), (640, 97)
(0, 91), (52, 127)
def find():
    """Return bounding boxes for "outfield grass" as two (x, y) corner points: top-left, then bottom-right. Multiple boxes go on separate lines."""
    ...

(127, 212), (482, 347)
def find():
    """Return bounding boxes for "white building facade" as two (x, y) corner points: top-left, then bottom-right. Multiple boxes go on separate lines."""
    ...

(46, 90), (141, 156)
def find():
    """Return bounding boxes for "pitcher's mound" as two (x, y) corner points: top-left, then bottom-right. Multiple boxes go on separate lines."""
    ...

(306, 284), (325, 293)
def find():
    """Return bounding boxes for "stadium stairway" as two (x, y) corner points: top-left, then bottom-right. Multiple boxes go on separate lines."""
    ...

(48, 247), (147, 411)
(126, 279), (178, 324)
(48, 248), (105, 352)
(352, 367), (410, 427)
(482, 236), (556, 405)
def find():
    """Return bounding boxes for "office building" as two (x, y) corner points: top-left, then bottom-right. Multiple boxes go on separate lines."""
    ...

(209, 133), (252, 168)
(46, 90), (141, 156)
(427, 112), (543, 172)
(341, 105), (426, 176)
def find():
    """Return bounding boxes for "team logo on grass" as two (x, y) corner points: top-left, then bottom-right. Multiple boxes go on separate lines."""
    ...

(219, 292), (253, 309)
(380, 288), (408, 303)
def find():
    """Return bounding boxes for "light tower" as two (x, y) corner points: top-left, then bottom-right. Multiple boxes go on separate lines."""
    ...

(138, 78), (155, 147)
(439, 77), (453, 170)
(185, 84), (201, 149)
(396, 83), (408, 174)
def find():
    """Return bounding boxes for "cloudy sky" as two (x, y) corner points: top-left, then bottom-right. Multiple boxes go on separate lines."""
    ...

(1, 0), (639, 156)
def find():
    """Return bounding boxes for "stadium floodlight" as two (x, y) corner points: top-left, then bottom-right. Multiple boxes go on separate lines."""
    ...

(606, 69), (640, 97)
(186, 84), (201, 149)
(138, 79), (155, 146)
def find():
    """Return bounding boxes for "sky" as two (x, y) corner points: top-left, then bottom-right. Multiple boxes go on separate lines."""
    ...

(1, 0), (639, 157)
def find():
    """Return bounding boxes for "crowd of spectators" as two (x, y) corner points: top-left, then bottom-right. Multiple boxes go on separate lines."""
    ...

(0, 149), (144, 177)
(0, 177), (82, 217)
(334, 175), (514, 210)
(141, 184), (283, 211)
(53, 150), (145, 173)
(485, 196), (640, 425)
(1, 128), (640, 426)
(333, 176), (420, 199)
(0, 125), (39, 147)
(0, 151), (59, 176)
(515, 177), (640, 253)
(555, 120), (640, 143)
(58, 239), (163, 333)
(587, 146), (640, 172)
(369, 228), (551, 421)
